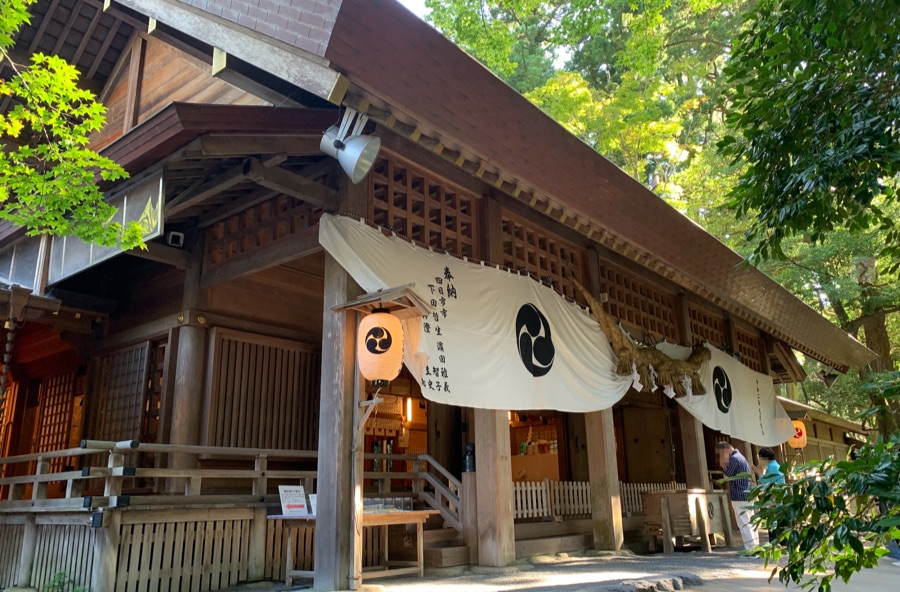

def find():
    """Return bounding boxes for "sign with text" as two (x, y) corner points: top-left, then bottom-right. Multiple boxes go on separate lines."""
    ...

(278, 485), (309, 516)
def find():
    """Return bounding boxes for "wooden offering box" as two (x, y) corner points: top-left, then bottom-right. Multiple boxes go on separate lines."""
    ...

(642, 489), (733, 553)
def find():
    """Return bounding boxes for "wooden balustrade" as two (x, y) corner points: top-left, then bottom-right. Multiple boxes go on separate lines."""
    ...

(0, 441), (466, 591)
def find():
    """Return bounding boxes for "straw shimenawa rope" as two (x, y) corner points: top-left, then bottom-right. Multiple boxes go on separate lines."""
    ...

(573, 277), (709, 397)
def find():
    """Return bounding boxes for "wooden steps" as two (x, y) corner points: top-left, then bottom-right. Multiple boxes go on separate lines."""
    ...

(388, 526), (470, 567)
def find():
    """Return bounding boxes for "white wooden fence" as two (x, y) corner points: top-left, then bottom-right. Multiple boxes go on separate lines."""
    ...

(513, 480), (590, 520)
(513, 480), (687, 521)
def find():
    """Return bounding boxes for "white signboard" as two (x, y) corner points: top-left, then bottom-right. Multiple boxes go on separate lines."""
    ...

(278, 485), (309, 516)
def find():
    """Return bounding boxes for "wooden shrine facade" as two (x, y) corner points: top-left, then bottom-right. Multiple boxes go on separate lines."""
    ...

(0, 1), (875, 591)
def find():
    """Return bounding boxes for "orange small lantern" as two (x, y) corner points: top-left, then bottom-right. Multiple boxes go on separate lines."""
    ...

(357, 309), (404, 387)
(788, 419), (808, 449)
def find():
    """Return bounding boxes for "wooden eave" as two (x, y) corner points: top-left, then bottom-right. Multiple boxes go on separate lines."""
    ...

(318, 0), (875, 373)
(778, 397), (868, 435)
(99, 103), (338, 175)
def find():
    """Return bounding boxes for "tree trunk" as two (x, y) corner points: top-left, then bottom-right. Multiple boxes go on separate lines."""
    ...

(860, 311), (900, 435)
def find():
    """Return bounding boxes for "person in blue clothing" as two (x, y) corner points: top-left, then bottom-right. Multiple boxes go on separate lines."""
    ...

(753, 447), (785, 485)
(753, 447), (785, 546)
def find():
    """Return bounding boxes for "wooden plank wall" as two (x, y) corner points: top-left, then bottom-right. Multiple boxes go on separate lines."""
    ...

(115, 510), (252, 592)
(31, 523), (96, 591)
(205, 329), (321, 450)
(0, 523), (24, 588)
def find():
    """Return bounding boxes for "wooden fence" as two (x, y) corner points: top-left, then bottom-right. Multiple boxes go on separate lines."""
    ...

(512, 480), (591, 521)
(619, 481), (687, 516)
(513, 480), (688, 521)
(0, 440), (461, 592)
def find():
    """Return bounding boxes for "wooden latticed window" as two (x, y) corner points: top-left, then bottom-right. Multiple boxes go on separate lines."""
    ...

(735, 326), (764, 372)
(687, 302), (726, 347)
(600, 262), (679, 341)
(499, 211), (584, 300)
(206, 195), (323, 266)
(205, 329), (321, 451)
(369, 153), (479, 258)
(92, 343), (150, 444)
(33, 372), (78, 472)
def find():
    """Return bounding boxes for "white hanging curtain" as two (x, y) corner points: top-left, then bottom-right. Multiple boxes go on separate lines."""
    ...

(656, 341), (796, 446)
(319, 214), (633, 411)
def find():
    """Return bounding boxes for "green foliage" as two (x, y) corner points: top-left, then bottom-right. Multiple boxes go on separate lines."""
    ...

(719, 0), (900, 268)
(750, 427), (900, 591)
(46, 570), (88, 592)
(0, 0), (140, 248)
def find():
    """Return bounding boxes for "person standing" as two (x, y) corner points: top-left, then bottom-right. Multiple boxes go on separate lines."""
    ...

(717, 440), (759, 550)
(752, 447), (785, 485)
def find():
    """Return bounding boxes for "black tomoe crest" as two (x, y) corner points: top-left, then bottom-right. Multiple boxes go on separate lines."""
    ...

(712, 366), (732, 413)
(516, 304), (555, 377)
(364, 326), (393, 355)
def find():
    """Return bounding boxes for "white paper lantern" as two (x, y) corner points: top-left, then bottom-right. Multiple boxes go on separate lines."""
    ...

(358, 310), (404, 386)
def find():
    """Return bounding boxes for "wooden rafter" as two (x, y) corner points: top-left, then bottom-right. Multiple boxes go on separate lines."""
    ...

(164, 160), (247, 218)
(242, 157), (338, 208)
(27, 0), (62, 53)
(71, 3), (105, 66)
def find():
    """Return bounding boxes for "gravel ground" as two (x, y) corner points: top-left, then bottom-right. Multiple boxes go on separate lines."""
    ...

(224, 548), (769, 592)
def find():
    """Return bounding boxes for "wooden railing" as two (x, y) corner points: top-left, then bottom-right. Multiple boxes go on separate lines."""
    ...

(512, 480), (689, 520)
(619, 481), (687, 516)
(0, 441), (465, 591)
(513, 480), (591, 521)
(361, 452), (462, 531)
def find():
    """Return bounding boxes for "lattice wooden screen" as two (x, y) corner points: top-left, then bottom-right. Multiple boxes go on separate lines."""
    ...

(687, 303), (726, 347)
(33, 372), (77, 472)
(206, 195), (323, 266)
(205, 329), (321, 450)
(735, 326), (764, 373)
(91, 343), (150, 445)
(369, 153), (479, 258)
(499, 211), (584, 300)
(600, 262), (679, 341)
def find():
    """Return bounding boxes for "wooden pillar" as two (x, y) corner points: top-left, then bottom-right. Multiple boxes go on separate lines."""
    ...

(462, 471), (479, 564)
(585, 409), (623, 550)
(566, 413), (589, 482)
(168, 324), (206, 472)
(93, 512), (121, 592)
(168, 235), (207, 478)
(313, 254), (360, 590)
(677, 406), (710, 490)
(15, 514), (37, 588)
(474, 408), (516, 566)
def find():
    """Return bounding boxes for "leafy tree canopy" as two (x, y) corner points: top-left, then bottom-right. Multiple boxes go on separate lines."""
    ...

(719, 0), (900, 269)
(0, 0), (142, 249)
